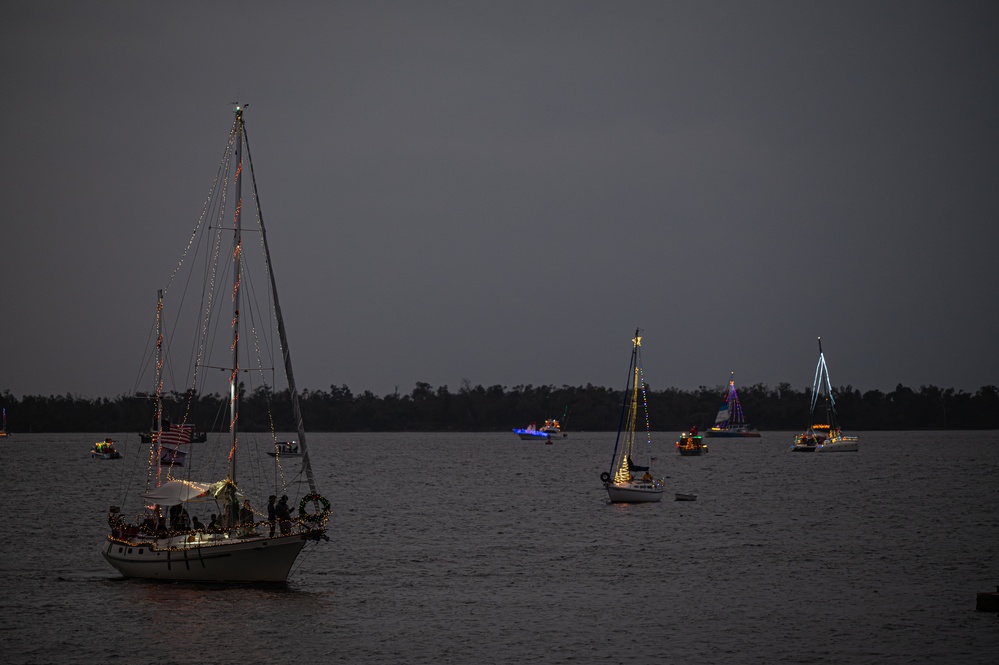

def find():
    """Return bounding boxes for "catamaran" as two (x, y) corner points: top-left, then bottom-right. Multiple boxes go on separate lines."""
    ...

(791, 337), (859, 453)
(100, 106), (331, 582)
(600, 329), (664, 503)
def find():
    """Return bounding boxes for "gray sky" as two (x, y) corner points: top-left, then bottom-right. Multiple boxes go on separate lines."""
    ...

(2, 1), (998, 399)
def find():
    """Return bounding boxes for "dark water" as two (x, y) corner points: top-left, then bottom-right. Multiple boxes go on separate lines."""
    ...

(1, 431), (997, 664)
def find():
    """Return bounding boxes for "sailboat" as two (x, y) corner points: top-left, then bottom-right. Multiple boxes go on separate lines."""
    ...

(100, 106), (331, 583)
(703, 373), (761, 437)
(600, 329), (664, 503)
(791, 337), (859, 453)
(0, 408), (9, 438)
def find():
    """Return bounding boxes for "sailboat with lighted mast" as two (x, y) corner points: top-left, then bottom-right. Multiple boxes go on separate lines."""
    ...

(100, 105), (331, 582)
(600, 329), (664, 503)
(704, 372), (761, 438)
(791, 337), (859, 453)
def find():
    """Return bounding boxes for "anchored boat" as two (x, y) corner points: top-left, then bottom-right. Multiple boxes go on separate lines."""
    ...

(791, 337), (859, 453)
(600, 329), (665, 503)
(100, 106), (331, 583)
(703, 373), (761, 437)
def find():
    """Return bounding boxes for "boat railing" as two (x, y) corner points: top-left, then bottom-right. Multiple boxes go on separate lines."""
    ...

(109, 506), (331, 546)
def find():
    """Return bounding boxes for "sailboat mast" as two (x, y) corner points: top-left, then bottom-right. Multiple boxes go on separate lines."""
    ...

(154, 289), (164, 460)
(809, 337), (823, 423)
(229, 105), (245, 485)
(242, 121), (317, 494)
(608, 329), (640, 475)
(155, 291), (164, 428)
(817, 337), (840, 430)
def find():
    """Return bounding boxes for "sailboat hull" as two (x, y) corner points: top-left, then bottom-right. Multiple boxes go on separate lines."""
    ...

(605, 482), (664, 503)
(815, 436), (859, 452)
(702, 429), (761, 438)
(101, 533), (311, 583)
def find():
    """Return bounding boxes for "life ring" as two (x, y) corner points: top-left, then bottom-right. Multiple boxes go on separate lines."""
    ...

(298, 492), (332, 524)
(600, 472), (610, 483)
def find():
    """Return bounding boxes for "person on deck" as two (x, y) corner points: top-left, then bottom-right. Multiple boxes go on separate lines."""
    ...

(275, 495), (292, 535)
(267, 495), (277, 537)
(239, 499), (254, 535)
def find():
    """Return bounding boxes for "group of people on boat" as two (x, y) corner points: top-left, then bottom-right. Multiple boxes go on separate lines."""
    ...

(113, 495), (301, 540)
(267, 494), (294, 536)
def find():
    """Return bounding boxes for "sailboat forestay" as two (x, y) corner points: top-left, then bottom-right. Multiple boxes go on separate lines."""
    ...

(100, 106), (331, 582)
(791, 337), (859, 453)
(600, 329), (664, 503)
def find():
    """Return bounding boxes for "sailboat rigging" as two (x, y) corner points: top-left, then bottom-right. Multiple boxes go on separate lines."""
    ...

(600, 329), (664, 503)
(100, 106), (331, 582)
(791, 337), (859, 453)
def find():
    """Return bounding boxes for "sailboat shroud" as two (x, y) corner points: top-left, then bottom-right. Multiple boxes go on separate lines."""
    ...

(100, 107), (331, 582)
(601, 329), (664, 503)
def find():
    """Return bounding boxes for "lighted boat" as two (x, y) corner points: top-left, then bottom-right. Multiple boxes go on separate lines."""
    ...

(792, 338), (860, 454)
(92, 439), (122, 460)
(100, 106), (331, 583)
(539, 419), (566, 437)
(600, 329), (665, 503)
(703, 373), (761, 437)
(676, 432), (708, 456)
(513, 423), (550, 441)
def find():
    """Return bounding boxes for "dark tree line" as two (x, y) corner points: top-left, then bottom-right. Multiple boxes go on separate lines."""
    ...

(2, 382), (998, 433)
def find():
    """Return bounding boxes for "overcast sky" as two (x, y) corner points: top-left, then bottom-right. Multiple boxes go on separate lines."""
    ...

(2, 1), (998, 400)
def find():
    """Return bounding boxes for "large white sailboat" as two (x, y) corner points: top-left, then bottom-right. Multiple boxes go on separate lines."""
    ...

(791, 337), (859, 453)
(600, 329), (665, 503)
(100, 106), (331, 582)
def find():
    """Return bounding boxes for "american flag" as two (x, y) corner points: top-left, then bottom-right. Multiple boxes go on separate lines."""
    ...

(154, 423), (193, 446)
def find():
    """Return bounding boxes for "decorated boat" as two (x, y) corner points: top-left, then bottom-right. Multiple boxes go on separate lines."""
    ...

(791, 337), (860, 453)
(92, 438), (122, 460)
(100, 106), (331, 583)
(704, 373), (761, 437)
(676, 431), (708, 456)
(539, 418), (566, 437)
(600, 329), (665, 503)
(513, 422), (550, 441)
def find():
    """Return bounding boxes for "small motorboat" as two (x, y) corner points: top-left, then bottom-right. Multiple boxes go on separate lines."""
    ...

(92, 439), (122, 460)
(266, 441), (302, 457)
